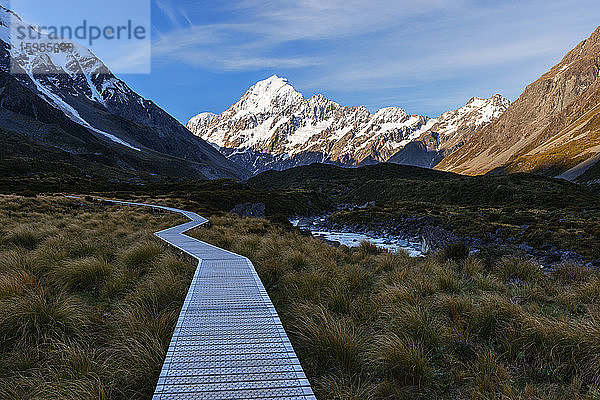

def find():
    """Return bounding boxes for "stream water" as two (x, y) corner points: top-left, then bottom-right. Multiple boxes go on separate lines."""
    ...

(290, 219), (423, 257)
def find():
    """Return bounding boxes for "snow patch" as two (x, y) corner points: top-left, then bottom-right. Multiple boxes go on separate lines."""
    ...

(28, 72), (141, 151)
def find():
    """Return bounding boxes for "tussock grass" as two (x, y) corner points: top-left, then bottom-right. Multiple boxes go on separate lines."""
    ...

(315, 373), (374, 400)
(470, 350), (508, 397)
(0, 248), (34, 273)
(372, 333), (433, 387)
(0, 195), (191, 399)
(2, 194), (599, 399)
(553, 263), (593, 284)
(53, 257), (112, 293)
(293, 304), (367, 374)
(495, 256), (545, 284)
(3, 227), (42, 249)
(0, 269), (37, 298)
(122, 240), (164, 273)
(190, 212), (600, 399)
(0, 289), (89, 347)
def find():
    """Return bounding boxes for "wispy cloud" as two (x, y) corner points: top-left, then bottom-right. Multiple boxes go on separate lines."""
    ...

(147, 0), (600, 116)
(151, 0), (464, 71)
(154, 0), (193, 29)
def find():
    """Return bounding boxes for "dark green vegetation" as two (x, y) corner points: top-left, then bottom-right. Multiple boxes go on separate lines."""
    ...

(0, 158), (329, 218)
(249, 164), (598, 209)
(193, 214), (600, 399)
(0, 196), (195, 399)
(0, 126), (234, 183)
(250, 164), (600, 260)
(579, 161), (600, 193)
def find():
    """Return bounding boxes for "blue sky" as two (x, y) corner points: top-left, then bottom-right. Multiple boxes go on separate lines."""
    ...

(6, 0), (600, 123)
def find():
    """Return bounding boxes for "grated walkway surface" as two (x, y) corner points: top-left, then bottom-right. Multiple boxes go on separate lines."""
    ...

(102, 200), (315, 400)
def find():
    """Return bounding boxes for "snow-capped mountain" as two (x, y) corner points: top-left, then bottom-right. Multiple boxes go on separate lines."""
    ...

(188, 75), (509, 174)
(0, 6), (245, 179)
(389, 94), (510, 168)
(187, 112), (217, 134)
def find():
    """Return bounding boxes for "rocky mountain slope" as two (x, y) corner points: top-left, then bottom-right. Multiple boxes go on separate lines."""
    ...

(0, 6), (245, 180)
(389, 95), (510, 167)
(188, 75), (508, 174)
(436, 26), (600, 180)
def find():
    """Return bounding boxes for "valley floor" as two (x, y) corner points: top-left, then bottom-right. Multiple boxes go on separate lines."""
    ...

(0, 196), (193, 399)
(1, 194), (600, 399)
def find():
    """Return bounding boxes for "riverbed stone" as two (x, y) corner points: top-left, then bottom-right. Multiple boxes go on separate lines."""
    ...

(420, 226), (460, 254)
(230, 202), (266, 218)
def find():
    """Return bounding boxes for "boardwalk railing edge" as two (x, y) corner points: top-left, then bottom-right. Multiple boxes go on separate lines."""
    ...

(97, 199), (317, 400)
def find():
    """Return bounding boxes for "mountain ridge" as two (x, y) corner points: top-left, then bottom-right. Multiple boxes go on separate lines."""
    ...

(0, 6), (247, 180)
(188, 75), (509, 174)
(436, 25), (600, 179)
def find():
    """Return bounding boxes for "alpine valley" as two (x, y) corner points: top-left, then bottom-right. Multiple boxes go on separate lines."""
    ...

(3, 2), (600, 399)
(189, 26), (600, 182)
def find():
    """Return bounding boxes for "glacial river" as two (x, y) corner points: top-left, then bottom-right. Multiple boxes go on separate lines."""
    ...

(290, 219), (423, 257)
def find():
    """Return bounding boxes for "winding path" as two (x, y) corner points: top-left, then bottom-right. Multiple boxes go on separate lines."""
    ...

(102, 200), (316, 400)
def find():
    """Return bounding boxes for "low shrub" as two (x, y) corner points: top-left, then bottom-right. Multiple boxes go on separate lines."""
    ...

(444, 242), (470, 261)
(358, 240), (380, 257)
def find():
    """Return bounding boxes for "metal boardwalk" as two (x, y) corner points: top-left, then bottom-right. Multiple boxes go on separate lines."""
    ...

(103, 200), (315, 400)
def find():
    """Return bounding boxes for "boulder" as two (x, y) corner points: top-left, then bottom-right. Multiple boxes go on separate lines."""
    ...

(560, 251), (584, 265)
(230, 202), (266, 218)
(420, 226), (460, 254)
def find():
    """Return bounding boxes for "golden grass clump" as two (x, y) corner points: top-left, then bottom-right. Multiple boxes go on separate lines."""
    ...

(0, 289), (89, 347)
(494, 256), (545, 284)
(0, 269), (37, 299)
(292, 304), (367, 374)
(190, 212), (600, 399)
(371, 333), (434, 387)
(52, 257), (112, 293)
(0, 195), (191, 398)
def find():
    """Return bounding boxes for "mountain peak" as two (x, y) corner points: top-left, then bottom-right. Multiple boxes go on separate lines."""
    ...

(436, 25), (600, 177)
(233, 75), (303, 116)
(490, 94), (510, 107)
(374, 106), (408, 120)
(249, 75), (294, 94)
(0, 5), (22, 25)
(464, 94), (509, 109)
(187, 112), (217, 133)
(189, 76), (510, 175)
(465, 96), (487, 106)
(263, 74), (287, 83)
(0, 5), (246, 180)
